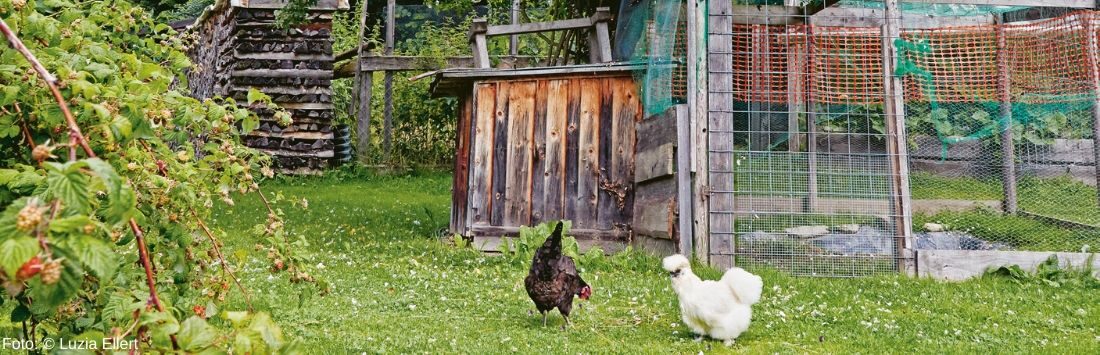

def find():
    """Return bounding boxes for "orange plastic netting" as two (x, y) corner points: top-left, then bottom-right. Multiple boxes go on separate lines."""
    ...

(726, 11), (1100, 106)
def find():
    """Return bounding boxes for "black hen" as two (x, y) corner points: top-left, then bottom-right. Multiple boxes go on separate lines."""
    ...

(524, 222), (592, 328)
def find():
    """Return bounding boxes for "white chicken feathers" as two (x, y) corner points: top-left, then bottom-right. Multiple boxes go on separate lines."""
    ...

(662, 254), (763, 345)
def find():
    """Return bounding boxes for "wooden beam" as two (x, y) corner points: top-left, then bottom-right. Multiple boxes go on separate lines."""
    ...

(995, 16), (1018, 214)
(813, 7), (995, 29)
(470, 19), (490, 68)
(593, 7), (613, 63)
(689, 0), (709, 262)
(486, 18), (596, 37)
(729, 5), (803, 25)
(802, 0), (840, 17)
(383, 0), (395, 162)
(806, 21), (819, 212)
(353, 0), (372, 163)
(901, 0), (1092, 8)
(334, 56), (475, 77)
(510, 0), (520, 56)
(708, 0), (735, 269)
(437, 63), (647, 80)
(1086, 10), (1100, 207)
(470, 225), (630, 241)
(231, 69), (331, 78)
(881, 0), (916, 275)
(674, 104), (695, 256)
(334, 56), (545, 78)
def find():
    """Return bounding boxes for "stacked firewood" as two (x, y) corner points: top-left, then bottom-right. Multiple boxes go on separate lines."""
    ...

(186, 5), (345, 173)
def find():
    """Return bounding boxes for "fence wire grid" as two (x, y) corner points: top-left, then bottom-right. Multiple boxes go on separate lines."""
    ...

(705, 2), (1100, 277)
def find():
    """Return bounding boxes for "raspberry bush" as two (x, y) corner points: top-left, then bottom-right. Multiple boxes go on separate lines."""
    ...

(0, 0), (317, 351)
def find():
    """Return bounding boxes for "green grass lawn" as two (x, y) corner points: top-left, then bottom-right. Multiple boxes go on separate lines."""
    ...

(730, 152), (1099, 227)
(200, 172), (1099, 353)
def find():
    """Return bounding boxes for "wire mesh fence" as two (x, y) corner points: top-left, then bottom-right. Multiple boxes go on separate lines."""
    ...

(708, 4), (908, 277)
(904, 12), (1100, 254)
(705, 1), (1100, 277)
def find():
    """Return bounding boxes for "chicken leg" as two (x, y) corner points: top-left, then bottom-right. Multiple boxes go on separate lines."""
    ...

(541, 311), (548, 327)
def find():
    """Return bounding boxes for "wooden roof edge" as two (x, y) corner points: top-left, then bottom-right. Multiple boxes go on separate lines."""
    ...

(429, 62), (647, 98)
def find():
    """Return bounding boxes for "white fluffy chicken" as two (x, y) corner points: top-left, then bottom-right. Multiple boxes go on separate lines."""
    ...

(662, 254), (763, 345)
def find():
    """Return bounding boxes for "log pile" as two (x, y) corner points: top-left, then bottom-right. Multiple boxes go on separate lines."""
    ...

(186, 3), (346, 173)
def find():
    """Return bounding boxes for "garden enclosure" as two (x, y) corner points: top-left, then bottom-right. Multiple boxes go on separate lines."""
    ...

(178, 0), (1100, 278)
(703, 1), (1100, 277)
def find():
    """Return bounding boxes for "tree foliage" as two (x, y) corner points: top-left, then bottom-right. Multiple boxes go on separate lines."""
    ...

(0, 0), (316, 351)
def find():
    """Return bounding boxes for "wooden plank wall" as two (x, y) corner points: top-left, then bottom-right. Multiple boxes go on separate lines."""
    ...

(450, 96), (473, 234)
(633, 107), (679, 247)
(462, 74), (640, 237)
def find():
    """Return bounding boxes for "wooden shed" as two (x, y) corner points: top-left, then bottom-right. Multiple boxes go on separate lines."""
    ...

(434, 63), (691, 253)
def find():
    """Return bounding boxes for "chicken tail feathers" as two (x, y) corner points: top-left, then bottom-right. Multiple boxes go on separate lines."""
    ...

(550, 221), (563, 243)
(541, 221), (564, 253)
(720, 267), (764, 305)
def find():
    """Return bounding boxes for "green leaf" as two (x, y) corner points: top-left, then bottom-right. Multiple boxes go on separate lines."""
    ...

(10, 304), (30, 322)
(26, 254), (83, 314)
(246, 88), (267, 105)
(70, 79), (99, 98)
(83, 158), (120, 188)
(234, 332), (258, 353)
(84, 159), (136, 225)
(0, 237), (40, 279)
(130, 115), (156, 140)
(110, 115), (132, 141)
(0, 85), (19, 107)
(48, 215), (92, 234)
(224, 311), (249, 326)
(58, 234), (117, 280)
(241, 114), (259, 134)
(45, 161), (92, 215)
(248, 312), (284, 350)
(142, 310), (180, 348)
(90, 102), (112, 120)
(85, 62), (115, 81)
(178, 316), (217, 351)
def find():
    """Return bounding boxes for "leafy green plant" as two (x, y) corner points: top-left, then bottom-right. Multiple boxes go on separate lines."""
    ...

(984, 255), (1099, 288)
(498, 221), (583, 265)
(0, 0), (316, 351)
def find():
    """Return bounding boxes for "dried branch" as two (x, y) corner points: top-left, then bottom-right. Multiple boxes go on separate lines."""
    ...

(193, 210), (254, 311)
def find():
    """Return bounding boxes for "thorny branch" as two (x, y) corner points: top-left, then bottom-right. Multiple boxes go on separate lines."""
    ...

(193, 210), (254, 311)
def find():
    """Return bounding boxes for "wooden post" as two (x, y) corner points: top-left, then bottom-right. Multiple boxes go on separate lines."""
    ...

(995, 16), (1018, 214)
(470, 19), (490, 68)
(353, 0), (372, 162)
(748, 27), (770, 151)
(689, 0), (710, 262)
(383, 0), (395, 162)
(674, 104), (694, 255)
(593, 7), (613, 63)
(1086, 13), (1100, 207)
(787, 30), (803, 153)
(805, 22), (819, 212)
(881, 0), (915, 275)
(510, 0), (520, 57)
(708, 0), (735, 269)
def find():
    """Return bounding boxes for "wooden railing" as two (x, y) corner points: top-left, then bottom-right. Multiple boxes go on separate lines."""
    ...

(468, 7), (612, 69)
